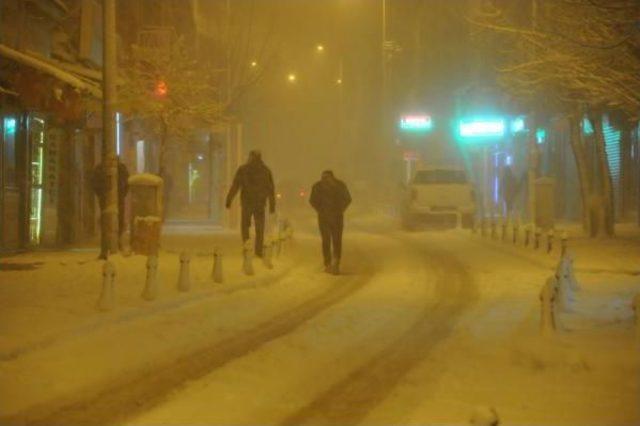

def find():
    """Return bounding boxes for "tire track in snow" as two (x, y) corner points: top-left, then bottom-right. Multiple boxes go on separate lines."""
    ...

(5, 243), (379, 426)
(281, 237), (478, 426)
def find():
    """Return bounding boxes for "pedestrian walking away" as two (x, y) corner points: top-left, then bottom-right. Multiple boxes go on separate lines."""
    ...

(309, 170), (351, 274)
(92, 156), (130, 259)
(226, 150), (276, 257)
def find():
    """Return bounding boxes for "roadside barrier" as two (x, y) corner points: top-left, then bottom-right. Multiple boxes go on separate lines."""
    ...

(142, 255), (159, 301)
(546, 229), (554, 254)
(540, 277), (557, 336)
(242, 239), (255, 276)
(490, 218), (497, 240)
(177, 251), (191, 292)
(97, 261), (116, 311)
(512, 218), (519, 245)
(263, 238), (274, 270)
(524, 224), (531, 247)
(561, 230), (568, 256)
(534, 227), (541, 250)
(501, 217), (508, 242)
(212, 248), (224, 284)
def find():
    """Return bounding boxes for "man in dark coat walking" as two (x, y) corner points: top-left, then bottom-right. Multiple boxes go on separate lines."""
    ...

(226, 150), (276, 257)
(92, 157), (129, 259)
(309, 170), (351, 274)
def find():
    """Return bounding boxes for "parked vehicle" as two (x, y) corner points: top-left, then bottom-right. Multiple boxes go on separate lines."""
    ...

(401, 166), (476, 230)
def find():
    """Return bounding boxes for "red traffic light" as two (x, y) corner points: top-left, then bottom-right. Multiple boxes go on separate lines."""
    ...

(154, 80), (168, 97)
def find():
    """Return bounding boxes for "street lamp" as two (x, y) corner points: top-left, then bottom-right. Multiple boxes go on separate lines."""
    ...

(336, 78), (342, 84)
(250, 60), (258, 68)
(316, 44), (325, 52)
(287, 73), (297, 83)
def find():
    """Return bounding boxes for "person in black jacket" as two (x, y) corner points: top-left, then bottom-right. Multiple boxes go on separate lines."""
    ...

(226, 150), (276, 257)
(92, 157), (129, 258)
(309, 170), (351, 274)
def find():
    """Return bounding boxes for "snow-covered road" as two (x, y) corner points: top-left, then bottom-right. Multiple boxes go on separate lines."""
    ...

(2, 220), (638, 425)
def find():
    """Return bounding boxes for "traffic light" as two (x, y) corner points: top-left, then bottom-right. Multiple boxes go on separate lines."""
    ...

(154, 80), (168, 98)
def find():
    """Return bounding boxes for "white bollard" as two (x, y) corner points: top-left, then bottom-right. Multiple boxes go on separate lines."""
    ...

(632, 294), (640, 341)
(97, 261), (116, 311)
(177, 251), (191, 292)
(470, 406), (500, 426)
(263, 238), (274, 270)
(142, 255), (159, 301)
(212, 248), (224, 284)
(273, 234), (281, 258)
(560, 253), (580, 293)
(561, 230), (568, 257)
(524, 224), (531, 247)
(540, 277), (557, 336)
(243, 240), (255, 276)
(534, 227), (541, 250)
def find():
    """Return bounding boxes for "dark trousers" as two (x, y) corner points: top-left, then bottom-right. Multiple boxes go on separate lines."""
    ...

(241, 206), (266, 256)
(318, 214), (344, 266)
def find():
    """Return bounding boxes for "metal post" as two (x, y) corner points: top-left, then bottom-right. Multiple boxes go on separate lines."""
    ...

(102, 0), (119, 254)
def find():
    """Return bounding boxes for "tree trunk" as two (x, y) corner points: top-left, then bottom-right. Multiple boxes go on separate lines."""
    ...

(568, 114), (593, 235)
(591, 113), (616, 236)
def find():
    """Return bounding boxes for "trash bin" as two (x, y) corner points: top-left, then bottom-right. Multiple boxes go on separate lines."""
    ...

(535, 177), (555, 229)
(128, 173), (164, 255)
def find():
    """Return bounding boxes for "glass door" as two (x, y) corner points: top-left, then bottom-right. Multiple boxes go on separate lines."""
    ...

(29, 117), (45, 245)
(1, 116), (20, 248)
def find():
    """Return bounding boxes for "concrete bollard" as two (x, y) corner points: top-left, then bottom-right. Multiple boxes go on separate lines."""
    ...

(501, 217), (508, 242)
(97, 261), (116, 311)
(559, 253), (580, 293)
(142, 255), (159, 301)
(212, 248), (224, 284)
(512, 218), (519, 245)
(470, 406), (500, 426)
(177, 251), (191, 292)
(547, 229), (554, 254)
(540, 277), (557, 336)
(555, 262), (573, 313)
(632, 294), (640, 341)
(534, 227), (542, 250)
(524, 225), (531, 247)
(263, 238), (274, 270)
(480, 218), (487, 238)
(490, 218), (497, 240)
(242, 240), (255, 276)
(561, 230), (568, 257)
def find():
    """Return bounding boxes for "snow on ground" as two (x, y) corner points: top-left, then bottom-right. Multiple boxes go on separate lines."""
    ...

(0, 217), (638, 425)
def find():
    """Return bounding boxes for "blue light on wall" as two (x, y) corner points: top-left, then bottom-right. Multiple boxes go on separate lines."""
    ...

(511, 116), (526, 134)
(458, 117), (506, 141)
(4, 117), (16, 135)
(536, 128), (546, 144)
(582, 117), (594, 135)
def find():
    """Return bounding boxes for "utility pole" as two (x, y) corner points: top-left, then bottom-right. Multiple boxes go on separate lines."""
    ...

(528, 0), (538, 225)
(102, 0), (119, 254)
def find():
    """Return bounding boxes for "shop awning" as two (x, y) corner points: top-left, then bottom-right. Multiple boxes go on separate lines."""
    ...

(0, 43), (102, 99)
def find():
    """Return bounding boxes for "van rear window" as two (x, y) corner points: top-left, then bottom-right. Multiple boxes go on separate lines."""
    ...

(413, 170), (467, 184)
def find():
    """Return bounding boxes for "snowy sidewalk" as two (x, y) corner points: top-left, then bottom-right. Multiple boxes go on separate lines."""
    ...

(0, 226), (306, 417)
(469, 221), (640, 275)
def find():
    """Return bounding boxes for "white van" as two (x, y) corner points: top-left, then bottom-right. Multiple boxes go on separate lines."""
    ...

(401, 166), (476, 229)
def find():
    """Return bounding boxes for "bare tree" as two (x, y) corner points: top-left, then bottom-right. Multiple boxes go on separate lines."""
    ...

(469, 0), (640, 236)
(117, 38), (226, 170)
